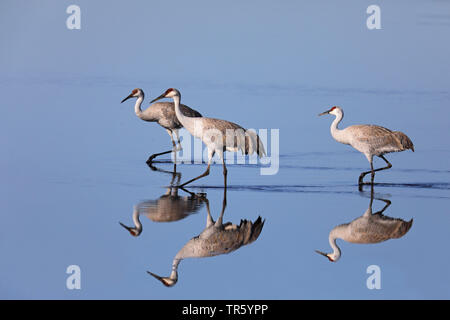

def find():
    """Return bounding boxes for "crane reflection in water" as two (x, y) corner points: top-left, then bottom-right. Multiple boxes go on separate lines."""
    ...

(147, 187), (265, 287)
(315, 186), (413, 262)
(119, 163), (205, 237)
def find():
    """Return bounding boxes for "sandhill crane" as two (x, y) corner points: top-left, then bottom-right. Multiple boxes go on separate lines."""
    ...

(121, 88), (202, 164)
(147, 188), (265, 287)
(150, 88), (266, 188)
(119, 189), (205, 237)
(315, 187), (413, 262)
(119, 164), (204, 236)
(319, 106), (414, 188)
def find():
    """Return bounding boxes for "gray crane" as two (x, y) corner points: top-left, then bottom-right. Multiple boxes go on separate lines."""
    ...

(147, 188), (265, 287)
(119, 164), (204, 236)
(319, 106), (414, 188)
(119, 190), (205, 237)
(150, 88), (266, 188)
(121, 88), (202, 164)
(315, 187), (413, 262)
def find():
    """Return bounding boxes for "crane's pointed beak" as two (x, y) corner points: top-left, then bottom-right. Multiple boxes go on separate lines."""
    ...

(147, 271), (176, 287)
(119, 222), (136, 236)
(315, 250), (335, 262)
(318, 109), (331, 116)
(150, 93), (166, 104)
(121, 93), (133, 103)
(315, 249), (328, 257)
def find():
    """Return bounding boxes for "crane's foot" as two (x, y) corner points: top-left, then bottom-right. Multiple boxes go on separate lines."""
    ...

(146, 149), (175, 165)
(358, 173), (366, 186)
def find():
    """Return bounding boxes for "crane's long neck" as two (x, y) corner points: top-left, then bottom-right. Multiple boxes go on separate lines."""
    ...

(167, 258), (181, 282)
(330, 112), (347, 144)
(149, 258), (181, 286)
(173, 95), (196, 134)
(172, 95), (183, 121)
(328, 228), (342, 261)
(132, 207), (142, 233)
(134, 94), (145, 118)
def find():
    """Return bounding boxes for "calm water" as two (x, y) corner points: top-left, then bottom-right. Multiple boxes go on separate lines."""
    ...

(1, 1), (450, 299)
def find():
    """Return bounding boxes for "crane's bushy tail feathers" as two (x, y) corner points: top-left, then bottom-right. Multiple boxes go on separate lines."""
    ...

(393, 131), (414, 152)
(393, 219), (414, 238)
(244, 130), (266, 158)
(223, 128), (266, 158)
(239, 216), (265, 245)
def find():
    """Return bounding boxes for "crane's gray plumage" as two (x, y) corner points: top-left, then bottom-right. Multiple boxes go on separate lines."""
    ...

(138, 101), (202, 130)
(119, 190), (204, 237)
(319, 106), (414, 187)
(121, 88), (202, 163)
(316, 189), (413, 262)
(198, 117), (266, 157)
(176, 215), (265, 258)
(345, 125), (414, 155)
(150, 88), (266, 187)
(138, 188), (204, 223)
(333, 209), (413, 244)
(147, 190), (265, 286)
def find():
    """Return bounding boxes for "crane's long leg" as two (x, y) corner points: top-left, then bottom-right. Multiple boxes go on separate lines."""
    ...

(204, 198), (214, 228)
(218, 150), (228, 189)
(174, 129), (182, 152)
(358, 155), (393, 186)
(146, 130), (177, 164)
(374, 198), (391, 215)
(179, 150), (215, 187)
(368, 183), (375, 207)
(223, 159), (228, 189)
(215, 186), (227, 227)
(169, 165), (177, 187)
(178, 186), (196, 197)
(367, 184), (391, 215)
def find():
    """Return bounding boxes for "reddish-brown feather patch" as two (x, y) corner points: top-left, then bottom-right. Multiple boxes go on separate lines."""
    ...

(164, 88), (174, 95)
(330, 106), (337, 111)
(132, 88), (138, 94)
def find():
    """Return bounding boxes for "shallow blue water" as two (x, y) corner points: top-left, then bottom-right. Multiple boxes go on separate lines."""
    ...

(1, 0), (450, 299)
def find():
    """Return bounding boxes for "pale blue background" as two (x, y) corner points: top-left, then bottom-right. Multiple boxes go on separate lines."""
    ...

(1, 0), (450, 299)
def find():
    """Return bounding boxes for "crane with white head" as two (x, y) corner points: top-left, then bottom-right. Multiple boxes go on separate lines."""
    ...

(150, 88), (266, 188)
(121, 88), (202, 164)
(319, 106), (414, 188)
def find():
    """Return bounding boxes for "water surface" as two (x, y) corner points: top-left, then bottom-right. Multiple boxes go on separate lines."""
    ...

(1, 0), (450, 299)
